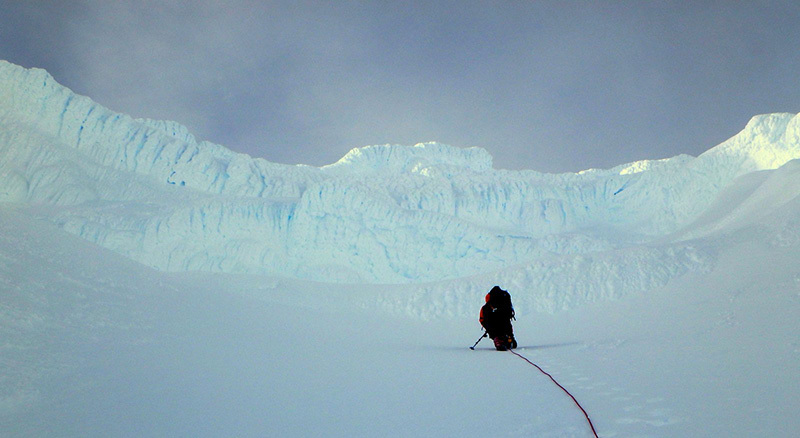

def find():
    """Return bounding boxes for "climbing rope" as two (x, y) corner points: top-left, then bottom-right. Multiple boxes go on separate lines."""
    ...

(508, 349), (599, 438)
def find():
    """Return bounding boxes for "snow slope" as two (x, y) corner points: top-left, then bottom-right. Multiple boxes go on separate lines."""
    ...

(1, 157), (798, 436)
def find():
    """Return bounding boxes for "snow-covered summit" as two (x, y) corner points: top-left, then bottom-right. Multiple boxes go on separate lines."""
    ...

(1, 60), (799, 292)
(700, 112), (800, 171)
(325, 142), (493, 174)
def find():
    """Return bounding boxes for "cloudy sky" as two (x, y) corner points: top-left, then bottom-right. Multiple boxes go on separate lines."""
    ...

(2, 1), (799, 172)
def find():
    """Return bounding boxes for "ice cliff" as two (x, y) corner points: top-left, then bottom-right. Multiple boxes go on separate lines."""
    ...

(1, 60), (799, 311)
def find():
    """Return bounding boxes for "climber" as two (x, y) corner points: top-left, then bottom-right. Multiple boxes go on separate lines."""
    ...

(479, 286), (517, 351)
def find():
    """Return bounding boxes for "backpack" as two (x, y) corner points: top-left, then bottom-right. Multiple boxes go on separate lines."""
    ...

(485, 286), (514, 319)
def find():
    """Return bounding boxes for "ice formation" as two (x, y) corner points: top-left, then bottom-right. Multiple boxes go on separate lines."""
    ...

(1, 60), (799, 312)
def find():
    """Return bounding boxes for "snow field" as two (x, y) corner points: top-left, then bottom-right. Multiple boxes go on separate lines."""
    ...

(0, 206), (590, 437)
(2, 197), (798, 436)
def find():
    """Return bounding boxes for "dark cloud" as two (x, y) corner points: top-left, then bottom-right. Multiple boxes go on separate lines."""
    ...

(2, 1), (799, 172)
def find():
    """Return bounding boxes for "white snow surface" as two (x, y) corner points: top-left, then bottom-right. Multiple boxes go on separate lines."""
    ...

(0, 165), (798, 436)
(1, 60), (799, 436)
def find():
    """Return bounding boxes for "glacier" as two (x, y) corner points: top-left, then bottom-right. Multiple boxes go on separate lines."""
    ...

(1, 59), (800, 315)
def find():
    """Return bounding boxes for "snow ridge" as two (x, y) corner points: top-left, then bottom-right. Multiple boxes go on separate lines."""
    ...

(326, 142), (493, 173)
(2, 60), (800, 313)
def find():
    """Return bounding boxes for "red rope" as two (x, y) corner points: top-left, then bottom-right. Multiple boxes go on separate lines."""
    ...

(508, 349), (599, 438)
